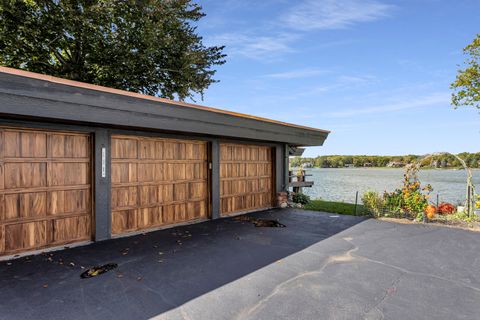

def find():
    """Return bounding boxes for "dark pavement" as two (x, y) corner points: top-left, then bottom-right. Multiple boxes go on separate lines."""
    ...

(1, 209), (479, 320)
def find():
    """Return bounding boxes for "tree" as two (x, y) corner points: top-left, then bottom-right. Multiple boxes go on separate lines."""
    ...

(451, 34), (480, 109)
(0, 0), (226, 100)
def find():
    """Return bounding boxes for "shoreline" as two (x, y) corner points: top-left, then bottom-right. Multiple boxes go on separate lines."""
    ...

(292, 167), (480, 171)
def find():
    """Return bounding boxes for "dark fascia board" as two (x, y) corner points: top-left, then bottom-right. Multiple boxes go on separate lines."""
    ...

(0, 69), (330, 146)
(289, 147), (306, 156)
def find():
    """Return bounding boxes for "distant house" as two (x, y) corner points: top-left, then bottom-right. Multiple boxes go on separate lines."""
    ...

(387, 161), (405, 168)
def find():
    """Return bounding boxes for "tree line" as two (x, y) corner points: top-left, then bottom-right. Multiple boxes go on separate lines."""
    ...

(290, 152), (480, 169)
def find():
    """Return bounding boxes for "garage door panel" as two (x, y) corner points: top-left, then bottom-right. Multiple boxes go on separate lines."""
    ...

(137, 207), (162, 229)
(174, 203), (187, 221)
(137, 163), (165, 182)
(220, 144), (274, 216)
(0, 225), (4, 253)
(48, 134), (89, 158)
(189, 181), (207, 199)
(162, 184), (174, 203)
(47, 162), (89, 186)
(4, 221), (48, 252)
(173, 183), (188, 202)
(4, 163), (47, 189)
(162, 205), (175, 224)
(112, 162), (137, 184)
(164, 142), (183, 160)
(4, 131), (47, 158)
(186, 143), (206, 160)
(4, 192), (47, 220)
(111, 135), (209, 236)
(48, 189), (90, 216)
(111, 186), (138, 209)
(112, 138), (137, 159)
(138, 140), (163, 159)
(139, 185), (159, 206)
(52, 216), (90, 243)
(0, 128), (92, 256)
(112, 210), (137, 234)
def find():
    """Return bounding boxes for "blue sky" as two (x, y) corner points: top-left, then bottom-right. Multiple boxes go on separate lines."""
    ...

(194, 0), (480, 157)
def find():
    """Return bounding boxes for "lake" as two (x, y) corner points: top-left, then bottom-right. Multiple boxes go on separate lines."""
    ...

(299, 168), (480, 205)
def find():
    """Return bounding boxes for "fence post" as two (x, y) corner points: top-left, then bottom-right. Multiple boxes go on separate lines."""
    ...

(467, 186), (471, 218)
(436, 194), (439, 213)
(354, 191), (359, 216)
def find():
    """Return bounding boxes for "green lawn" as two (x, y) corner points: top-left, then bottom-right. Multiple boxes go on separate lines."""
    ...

(304, 200), (369, 216)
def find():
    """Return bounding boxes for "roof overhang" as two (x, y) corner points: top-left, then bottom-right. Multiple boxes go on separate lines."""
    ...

(288, 146), (306, 156)
(0, 67), (329, 146)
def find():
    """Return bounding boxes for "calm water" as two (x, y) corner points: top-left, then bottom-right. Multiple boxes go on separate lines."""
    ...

(300, 168), (480, 205)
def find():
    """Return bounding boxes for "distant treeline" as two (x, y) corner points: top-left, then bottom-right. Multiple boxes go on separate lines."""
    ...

(290, 152), (480, 169)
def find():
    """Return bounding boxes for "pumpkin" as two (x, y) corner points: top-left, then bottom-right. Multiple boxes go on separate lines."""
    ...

(438, 202), (455, 215)
(424, 205), (436, 219)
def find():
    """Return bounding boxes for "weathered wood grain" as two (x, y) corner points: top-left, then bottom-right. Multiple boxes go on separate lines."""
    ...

(111, 135), (209, 235)
(220, 143), (274, 216)
(0, 127), (92, 256)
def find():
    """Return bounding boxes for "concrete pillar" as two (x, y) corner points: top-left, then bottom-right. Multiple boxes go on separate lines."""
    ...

(94, 128), (111, 241)
(210, 140), (220, 219)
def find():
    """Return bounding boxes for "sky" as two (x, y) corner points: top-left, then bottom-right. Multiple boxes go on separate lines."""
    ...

(193, 0), (480, 157)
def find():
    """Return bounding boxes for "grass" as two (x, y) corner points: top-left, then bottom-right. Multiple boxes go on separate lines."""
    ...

(304, 200), (369, 216)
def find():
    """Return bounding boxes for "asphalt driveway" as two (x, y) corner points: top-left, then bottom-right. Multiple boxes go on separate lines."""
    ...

(1, 209), (479, 320)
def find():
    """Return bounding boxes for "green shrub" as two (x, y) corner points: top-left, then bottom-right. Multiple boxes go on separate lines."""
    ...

(293, 193), (311, 205)
(362, 191), (384, 218)
(383, 189), (403, 213)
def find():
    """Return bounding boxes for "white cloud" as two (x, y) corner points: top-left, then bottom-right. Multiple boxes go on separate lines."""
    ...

(204, 1), (392, 61)
(207, 33), (297, 60)
(282, 0), (394, 31)
(264, 69), (328, 79)
(326, 92), (449, 118)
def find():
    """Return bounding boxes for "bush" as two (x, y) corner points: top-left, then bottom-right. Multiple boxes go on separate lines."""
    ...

(362, 191), (384, 218)
(383, 189), (403, 213)
(293, 192), (311, 205)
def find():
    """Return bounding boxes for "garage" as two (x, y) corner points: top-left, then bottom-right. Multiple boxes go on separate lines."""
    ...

(0, 127), (92, 256)
(220, 143), (274, 216)
(0, 67), (329, 258)
(110, 135), (210, 236)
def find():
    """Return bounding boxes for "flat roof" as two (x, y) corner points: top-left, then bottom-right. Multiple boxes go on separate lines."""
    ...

(0, 67), (330, 146)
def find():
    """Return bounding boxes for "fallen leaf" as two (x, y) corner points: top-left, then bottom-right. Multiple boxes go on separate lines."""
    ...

(43, 284), (48, 288)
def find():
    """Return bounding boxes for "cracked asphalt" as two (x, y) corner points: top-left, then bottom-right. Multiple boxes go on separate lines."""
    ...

(1, 209), (479, 320)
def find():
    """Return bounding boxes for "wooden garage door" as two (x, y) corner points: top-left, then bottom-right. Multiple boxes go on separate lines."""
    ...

(0, 127), (92, 256)
(220, 143), (274, 216)
(111, 135), (209, 235)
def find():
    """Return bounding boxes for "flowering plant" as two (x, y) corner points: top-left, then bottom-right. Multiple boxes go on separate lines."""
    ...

(383, 164), (433, 217)
(438, 202), (456, 215)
